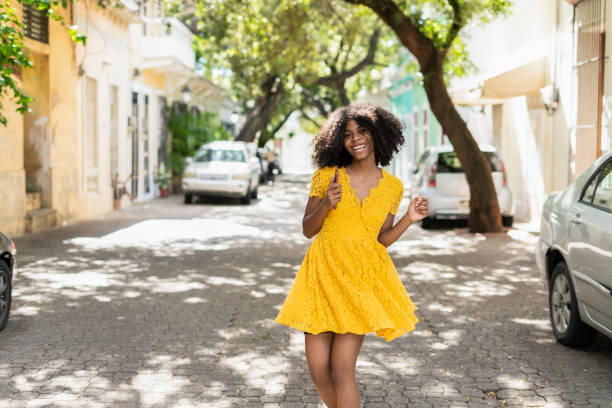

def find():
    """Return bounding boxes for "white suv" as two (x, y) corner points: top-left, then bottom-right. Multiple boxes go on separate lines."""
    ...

(410, 145), (515, 228)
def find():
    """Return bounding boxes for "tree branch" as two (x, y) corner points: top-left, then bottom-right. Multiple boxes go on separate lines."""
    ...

(317, 28), (381, 87)
(270, 110), (293, 136)
(302, 88), (330, 118)
(343, 0), (436, 68)
(300, 109), (322, 128)
(444, 0), (463, 52)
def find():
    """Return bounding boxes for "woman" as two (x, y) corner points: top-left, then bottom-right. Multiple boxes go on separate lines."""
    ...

(274, 102), (428, 407)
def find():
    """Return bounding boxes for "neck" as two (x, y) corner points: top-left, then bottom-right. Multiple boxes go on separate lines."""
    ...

(347, 155), (377, 175)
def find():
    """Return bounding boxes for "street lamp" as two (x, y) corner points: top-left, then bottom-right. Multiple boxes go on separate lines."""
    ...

(180, 85), (192, 104)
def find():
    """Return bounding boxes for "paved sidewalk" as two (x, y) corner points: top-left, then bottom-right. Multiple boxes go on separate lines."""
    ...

(2, 175), (611, 407)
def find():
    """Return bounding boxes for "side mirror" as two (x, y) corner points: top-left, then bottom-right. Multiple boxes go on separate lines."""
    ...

(185, 157), (193, 165)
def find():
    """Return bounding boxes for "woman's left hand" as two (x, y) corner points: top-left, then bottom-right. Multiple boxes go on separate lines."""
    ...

(407, 196), (429, 223)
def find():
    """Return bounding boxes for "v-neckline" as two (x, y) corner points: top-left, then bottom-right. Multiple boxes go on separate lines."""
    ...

(341, 167), (385, 208)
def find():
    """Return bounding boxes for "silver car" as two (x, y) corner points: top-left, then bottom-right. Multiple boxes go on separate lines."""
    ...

(536, 151), (612, 346)
(182, 141), (261, 204)
(410, 145), (515, 228)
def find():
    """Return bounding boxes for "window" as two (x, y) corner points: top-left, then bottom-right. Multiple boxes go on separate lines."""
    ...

(582, 160), (612, 211)
(110, 85), (119, 184)
(593, 162), (612, 210)
(436, 152), (502, 173)
(194, 149), (246, 163)
(23, 4), (49, 43)
(84, 77), (98, 191)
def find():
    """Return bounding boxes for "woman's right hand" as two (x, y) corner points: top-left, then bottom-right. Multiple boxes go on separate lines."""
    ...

(324, 170), (342, 209)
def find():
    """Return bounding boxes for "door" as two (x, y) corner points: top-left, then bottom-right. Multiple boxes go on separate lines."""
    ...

(130, 91), (139, 197)
(569, 158), (612, 335)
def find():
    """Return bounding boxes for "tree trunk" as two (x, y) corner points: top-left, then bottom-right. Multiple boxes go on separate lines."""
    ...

(236, 77), (285, 142)
(422, 58), (503, 233)
(344, 0), (504, 233)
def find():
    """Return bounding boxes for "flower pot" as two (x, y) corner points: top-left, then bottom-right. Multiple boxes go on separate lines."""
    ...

(160, 187), (171, 198)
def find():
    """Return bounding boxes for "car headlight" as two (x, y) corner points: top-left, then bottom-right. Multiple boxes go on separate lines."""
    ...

(232, 173), (248, 180)
(183, 171), (196, 179)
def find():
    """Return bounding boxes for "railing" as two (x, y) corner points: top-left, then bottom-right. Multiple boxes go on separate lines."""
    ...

(139, 17), (195, 70)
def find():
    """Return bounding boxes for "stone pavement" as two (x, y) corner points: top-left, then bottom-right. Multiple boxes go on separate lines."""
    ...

(2, 174), (611, 408)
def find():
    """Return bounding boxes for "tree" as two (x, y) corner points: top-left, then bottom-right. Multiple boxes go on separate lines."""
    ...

(0, 0), (90, 126)
(175, 0), (394, 143)
(343, 0), (511, 233)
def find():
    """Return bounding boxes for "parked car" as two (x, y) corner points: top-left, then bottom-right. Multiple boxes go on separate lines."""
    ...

(410, 145), (515, 228)
(0, 231), (16, 331)
(182, 141), (261, 204)
(536, 151), (612, 347)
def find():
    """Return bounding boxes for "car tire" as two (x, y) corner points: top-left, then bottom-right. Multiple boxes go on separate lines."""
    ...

(502, 215), (514, 227)
(251, 185), (258, 199)
(184, 193), (193, 204)
(420, 217), (434, 229)
(0, 261), (12, 331)
(549, 262), (597, 347)
(241, 184), (252, 205)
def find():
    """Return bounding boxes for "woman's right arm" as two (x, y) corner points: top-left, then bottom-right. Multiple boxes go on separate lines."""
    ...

(302, 175), (341, 238)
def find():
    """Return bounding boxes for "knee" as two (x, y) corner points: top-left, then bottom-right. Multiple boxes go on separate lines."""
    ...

(309, 364), (333, 386)
(330, 362), (355, 387)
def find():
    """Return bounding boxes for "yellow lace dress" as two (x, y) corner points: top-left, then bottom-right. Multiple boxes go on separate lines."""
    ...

(274, 166), (419, 342)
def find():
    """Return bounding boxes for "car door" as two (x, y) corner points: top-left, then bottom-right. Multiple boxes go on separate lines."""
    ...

(568, 159), (612, 335)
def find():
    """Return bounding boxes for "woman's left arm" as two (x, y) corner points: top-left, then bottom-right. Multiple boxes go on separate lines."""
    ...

(378, 196), (428, 247)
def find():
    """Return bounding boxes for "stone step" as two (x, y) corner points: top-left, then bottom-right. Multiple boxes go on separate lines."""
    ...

(25, 208), (57, 233)
(26, 193), (41, 212)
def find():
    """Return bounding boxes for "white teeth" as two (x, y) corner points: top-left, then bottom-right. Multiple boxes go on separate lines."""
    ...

(353, 144), (366, 151)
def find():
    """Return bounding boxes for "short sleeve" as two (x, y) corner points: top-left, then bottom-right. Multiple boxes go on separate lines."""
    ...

(309, 168), (326, 199)
(390, 181), (404, 215)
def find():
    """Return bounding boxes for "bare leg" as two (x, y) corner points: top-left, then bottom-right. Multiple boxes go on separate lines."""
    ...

(330, 333), (364, 408)
(305, 332), (337, 408)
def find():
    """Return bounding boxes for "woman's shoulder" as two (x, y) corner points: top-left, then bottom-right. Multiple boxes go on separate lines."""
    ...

(313, 166), (338, 177)
(383, 169), (404, 191)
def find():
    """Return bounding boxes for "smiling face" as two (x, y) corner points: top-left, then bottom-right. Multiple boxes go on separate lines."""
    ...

(343, 120), (375, 163)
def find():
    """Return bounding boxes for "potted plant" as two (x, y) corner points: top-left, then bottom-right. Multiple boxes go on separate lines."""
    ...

(154, 168), (172, 198)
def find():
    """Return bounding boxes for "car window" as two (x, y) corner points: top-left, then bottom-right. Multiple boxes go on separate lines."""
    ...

(436, 151), (501, 173)
(591, 161), (612, 211)
(194, 149), (246, 163)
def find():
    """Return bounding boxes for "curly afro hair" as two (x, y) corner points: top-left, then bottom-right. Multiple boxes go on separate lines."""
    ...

(312, 102), (405, 168)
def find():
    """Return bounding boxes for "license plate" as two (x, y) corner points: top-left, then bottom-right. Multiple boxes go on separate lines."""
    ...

(198, 174), (227, 180)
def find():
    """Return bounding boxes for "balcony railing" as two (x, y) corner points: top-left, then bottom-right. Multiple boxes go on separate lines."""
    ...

(139, 17), (195, 71)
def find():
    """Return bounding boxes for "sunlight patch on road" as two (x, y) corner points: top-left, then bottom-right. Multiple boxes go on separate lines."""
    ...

(131, 355), (191, 406)
(399, 262), (456, 282)
(511, 318), (550, 331)
(206, 275), (255, 287)
(64, 218), (278, 250)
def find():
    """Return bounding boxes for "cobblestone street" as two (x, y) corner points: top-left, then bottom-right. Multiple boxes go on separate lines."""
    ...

(2, 174), (611, 408)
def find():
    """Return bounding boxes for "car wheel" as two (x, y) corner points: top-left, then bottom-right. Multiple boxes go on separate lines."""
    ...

(184, 193), (193, 204)
(549, 262), (597, 347)
(502, 215), (514, 227)
(241, 184), (252, 205)
(420, 217), (434, 229)
(251, 185), (258, 199)
(0, 261), (12, 331)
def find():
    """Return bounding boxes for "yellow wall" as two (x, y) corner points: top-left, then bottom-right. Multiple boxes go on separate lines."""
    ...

(143, 70), (166, 92)
(0, 92), (26, 235)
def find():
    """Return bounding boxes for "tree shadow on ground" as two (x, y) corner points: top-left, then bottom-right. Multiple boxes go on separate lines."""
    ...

(3, 175), (611, 407)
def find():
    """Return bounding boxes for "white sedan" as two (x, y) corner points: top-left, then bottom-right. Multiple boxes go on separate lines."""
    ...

(182, 141), (261, 205)
(536, 151), (612, 347)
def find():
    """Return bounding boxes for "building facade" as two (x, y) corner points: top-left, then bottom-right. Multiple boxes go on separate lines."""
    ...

(0, 0), (229, 236)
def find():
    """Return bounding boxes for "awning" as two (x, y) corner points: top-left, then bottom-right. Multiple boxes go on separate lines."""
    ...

(451, 56), (549, 105)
